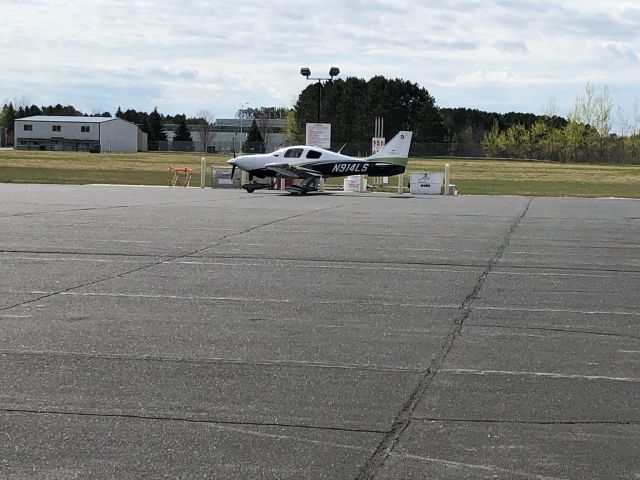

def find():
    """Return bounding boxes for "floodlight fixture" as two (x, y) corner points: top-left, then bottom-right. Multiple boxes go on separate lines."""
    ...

(300, 66), (341, 122)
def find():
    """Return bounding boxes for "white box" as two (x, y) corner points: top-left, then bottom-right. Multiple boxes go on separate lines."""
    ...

(410, 172), (443, 195)
(343, 175), (367, 192)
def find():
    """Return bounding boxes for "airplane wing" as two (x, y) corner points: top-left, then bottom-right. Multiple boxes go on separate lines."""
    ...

(264, 162), (322, 178)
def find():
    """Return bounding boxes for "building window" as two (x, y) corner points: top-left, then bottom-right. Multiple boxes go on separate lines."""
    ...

(52, 125), (61, 132)
(24, 124), (33, 131)
(81, 126), (90, 133)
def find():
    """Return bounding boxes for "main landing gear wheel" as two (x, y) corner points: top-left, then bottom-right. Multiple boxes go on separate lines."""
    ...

(242, 183), (267, 193)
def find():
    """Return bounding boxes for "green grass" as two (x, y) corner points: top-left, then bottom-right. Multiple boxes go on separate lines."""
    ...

(0, 150), (639, 198)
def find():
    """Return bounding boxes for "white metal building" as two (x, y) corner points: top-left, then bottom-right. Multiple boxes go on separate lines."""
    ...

(163, 118), (285, 153)
(14, 116), (140, 153)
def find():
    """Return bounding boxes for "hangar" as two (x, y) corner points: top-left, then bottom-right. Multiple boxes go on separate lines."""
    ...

(14, 116), (143, 153)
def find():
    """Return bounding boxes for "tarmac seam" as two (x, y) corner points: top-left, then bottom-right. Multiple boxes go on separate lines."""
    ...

(0, 349), (426, 373)
(410, 417), (640, 425)
(3, 290), (638, 316)
(355, 197), (535, 480)
(442, 367), (640, 383)
(387, 451), (565, 480)
(0, 201), (358, 313)
(0, 195), (253, 219)
(472, 305), (640, 316)
(4, 249), (638, 274)
(1, 205), (133, 218)
(0, 407), (388, 434)
(467, 323), (640, 340)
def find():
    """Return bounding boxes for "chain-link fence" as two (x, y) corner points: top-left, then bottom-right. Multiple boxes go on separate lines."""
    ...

(149, 140), (265, 153)
(333, 141), (640, 164)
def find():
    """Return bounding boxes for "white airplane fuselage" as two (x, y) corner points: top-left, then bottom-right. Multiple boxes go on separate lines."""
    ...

(227, 131), (412, 192)
(229, 148), (388, 178)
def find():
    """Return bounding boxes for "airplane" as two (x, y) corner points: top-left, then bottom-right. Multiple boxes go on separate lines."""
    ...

(227, 131), (413, 194)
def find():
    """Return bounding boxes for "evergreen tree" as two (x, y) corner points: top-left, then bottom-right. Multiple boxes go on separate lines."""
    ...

(293, 75), (446, 146)
(243, 119), (264, 153)
(140, 117), (151, 135)
(148, 106), (167, 146)
(0, 103), (17, 146)
(173, 118), (193, 142)
(115, 106), (123, 118)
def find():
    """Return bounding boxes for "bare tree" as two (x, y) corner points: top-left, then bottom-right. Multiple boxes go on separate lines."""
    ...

(568, 82), (613, 136)
(631, 97), (640, 137)
(256, 113), (270, 150)
(541, 97), (558, 118)
(616, 106), (630, 138)
(196, 109), (215, 152)
(245, 107), (285, 151)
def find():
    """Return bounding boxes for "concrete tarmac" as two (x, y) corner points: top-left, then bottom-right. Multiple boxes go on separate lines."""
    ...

(0, 184), (638, 479)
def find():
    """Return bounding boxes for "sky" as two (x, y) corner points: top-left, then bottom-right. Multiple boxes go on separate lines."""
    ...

(2, 0), (640, 123)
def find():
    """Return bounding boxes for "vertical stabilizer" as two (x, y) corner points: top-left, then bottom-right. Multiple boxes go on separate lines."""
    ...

(366, 131), (413, 162)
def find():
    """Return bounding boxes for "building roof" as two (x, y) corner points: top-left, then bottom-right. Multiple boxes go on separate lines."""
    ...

(18, 116), (119, 123)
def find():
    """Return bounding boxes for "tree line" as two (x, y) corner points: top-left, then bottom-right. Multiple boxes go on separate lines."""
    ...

(290, 78), (638, 163)
(481, 83), (640, 164)
(3, 79), (639, 163)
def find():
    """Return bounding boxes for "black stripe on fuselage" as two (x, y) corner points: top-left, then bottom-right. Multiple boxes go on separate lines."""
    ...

(308, 161), (404, 177)
(247, 162), (405, 178)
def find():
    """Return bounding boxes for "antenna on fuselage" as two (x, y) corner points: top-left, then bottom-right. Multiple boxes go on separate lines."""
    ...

(337, 143), (347, 154)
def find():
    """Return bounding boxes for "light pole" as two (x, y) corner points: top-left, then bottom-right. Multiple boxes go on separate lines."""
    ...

(300, 67), (340, 122)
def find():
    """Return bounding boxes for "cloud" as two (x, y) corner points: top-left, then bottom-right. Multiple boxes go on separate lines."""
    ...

(1, 0), (639, 118)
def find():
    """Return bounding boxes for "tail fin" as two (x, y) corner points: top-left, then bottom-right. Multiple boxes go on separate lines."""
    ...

(366, 131), (413, 164)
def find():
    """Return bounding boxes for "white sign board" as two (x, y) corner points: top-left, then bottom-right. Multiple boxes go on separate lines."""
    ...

(212, 168), (234, 185)
(305, 123), (331, 149)
(343, 175), (367, 193)
(372, 137), (385, 154)
(410, 172), (443, 195)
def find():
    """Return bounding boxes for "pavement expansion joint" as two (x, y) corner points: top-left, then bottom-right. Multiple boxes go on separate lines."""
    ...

(411, 417), (640, 426)
(469, 323), (640, 340)
(356, 198), (535, 479)
(473, 305), (640, 316)
(0, 206), (347, 313)
(0, 348), (424, 373)
(386, 451), (566, 480)
(0, 407), (387, 434)
(442, 368), (640, 383)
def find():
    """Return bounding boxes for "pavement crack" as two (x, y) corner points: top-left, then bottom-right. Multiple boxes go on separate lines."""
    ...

(0, 202), (355, 314)
(2, 205), (132, 218)
(356, 197), (534, 480)
(0, 407), (387, 434)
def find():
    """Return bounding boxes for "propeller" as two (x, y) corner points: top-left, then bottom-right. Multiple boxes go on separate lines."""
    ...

(230, 145), (237, 179)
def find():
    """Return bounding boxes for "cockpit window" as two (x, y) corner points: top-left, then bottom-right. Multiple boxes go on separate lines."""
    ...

(284, 148), (304, 158)
(306, 149), (322, 159)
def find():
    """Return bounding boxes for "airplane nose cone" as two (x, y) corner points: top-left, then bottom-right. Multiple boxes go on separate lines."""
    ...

(227, 159), (236, 166)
